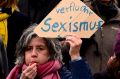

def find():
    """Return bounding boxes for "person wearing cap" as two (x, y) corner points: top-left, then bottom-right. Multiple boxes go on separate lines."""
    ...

(93, 29), (120, 79)
(6, 24), (93, 79)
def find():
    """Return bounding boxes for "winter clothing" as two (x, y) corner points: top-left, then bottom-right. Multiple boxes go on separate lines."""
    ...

(7, 59), (93, 79)
(114, 29), (120, 56)
(18, 0), (60, 23)
(94, 7), (120, 70)
(0, 6), (15, 46)
(5, 10), (30, 71)
(23, 60), (61, 79)
(84, 2), (120, 73)
(0, 38), (9, 79)
(94, 70), (116, 79)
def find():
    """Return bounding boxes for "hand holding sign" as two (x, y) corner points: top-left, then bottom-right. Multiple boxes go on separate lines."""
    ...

(34, 0), (104, 38)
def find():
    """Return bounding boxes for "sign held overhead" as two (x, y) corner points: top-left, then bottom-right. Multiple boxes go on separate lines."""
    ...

(34, 0), (104, 38)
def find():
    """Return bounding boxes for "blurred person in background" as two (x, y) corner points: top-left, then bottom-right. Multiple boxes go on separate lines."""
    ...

(84, 0), (119, 21)
(94, 29), (120, 79)
(116, 0), (120, 7)
(18, 0), (60, 24)
(83, 0), (120, 74)
(0, 37), (9, 79)
(0, 0), (30, 72)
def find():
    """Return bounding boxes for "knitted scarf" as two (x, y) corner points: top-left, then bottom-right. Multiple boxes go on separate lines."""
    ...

(0, 6), (15, 46)
(6, 60), (62, 79)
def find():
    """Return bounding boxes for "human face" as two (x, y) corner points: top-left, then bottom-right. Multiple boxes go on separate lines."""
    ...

(25, 36), (50, 65)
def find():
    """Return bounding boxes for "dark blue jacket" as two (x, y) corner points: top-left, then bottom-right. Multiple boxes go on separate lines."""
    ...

(59, 59), (93, 79)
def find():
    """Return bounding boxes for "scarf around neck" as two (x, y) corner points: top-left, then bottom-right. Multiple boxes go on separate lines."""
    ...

(0, 6), (15, 46)
(6, 60), (62, 79)
(36, 60), (61, 79)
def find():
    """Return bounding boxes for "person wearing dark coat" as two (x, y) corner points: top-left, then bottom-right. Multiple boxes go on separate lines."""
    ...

(0, 37), (9, 79)
(0, 0), (30, 72)
(94, 28), (120, 79)
(7, 10), (30, 71)
(82, 0), (120, 73)
(18, 0), (61, 24)
(117, 0), (120, 7)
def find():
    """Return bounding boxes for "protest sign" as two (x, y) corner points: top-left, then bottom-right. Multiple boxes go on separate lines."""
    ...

(34, 0), (104, 38)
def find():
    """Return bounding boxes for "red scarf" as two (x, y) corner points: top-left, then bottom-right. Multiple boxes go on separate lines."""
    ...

(6, 65), (22, 79)
(6, 60), (61, 79)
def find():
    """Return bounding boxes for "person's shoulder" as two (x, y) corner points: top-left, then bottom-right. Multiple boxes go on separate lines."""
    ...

(8, 10), (30, 26)
(109, 8), (120, 22)
(11, 10), (30, 20)
(58, 65), (72, 79)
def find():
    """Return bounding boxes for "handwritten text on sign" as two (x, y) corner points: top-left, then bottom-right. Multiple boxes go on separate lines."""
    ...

(34, 0), (104, 38)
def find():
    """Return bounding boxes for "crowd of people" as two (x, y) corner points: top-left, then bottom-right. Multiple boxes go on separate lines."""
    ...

(0, 0), (120, 79)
